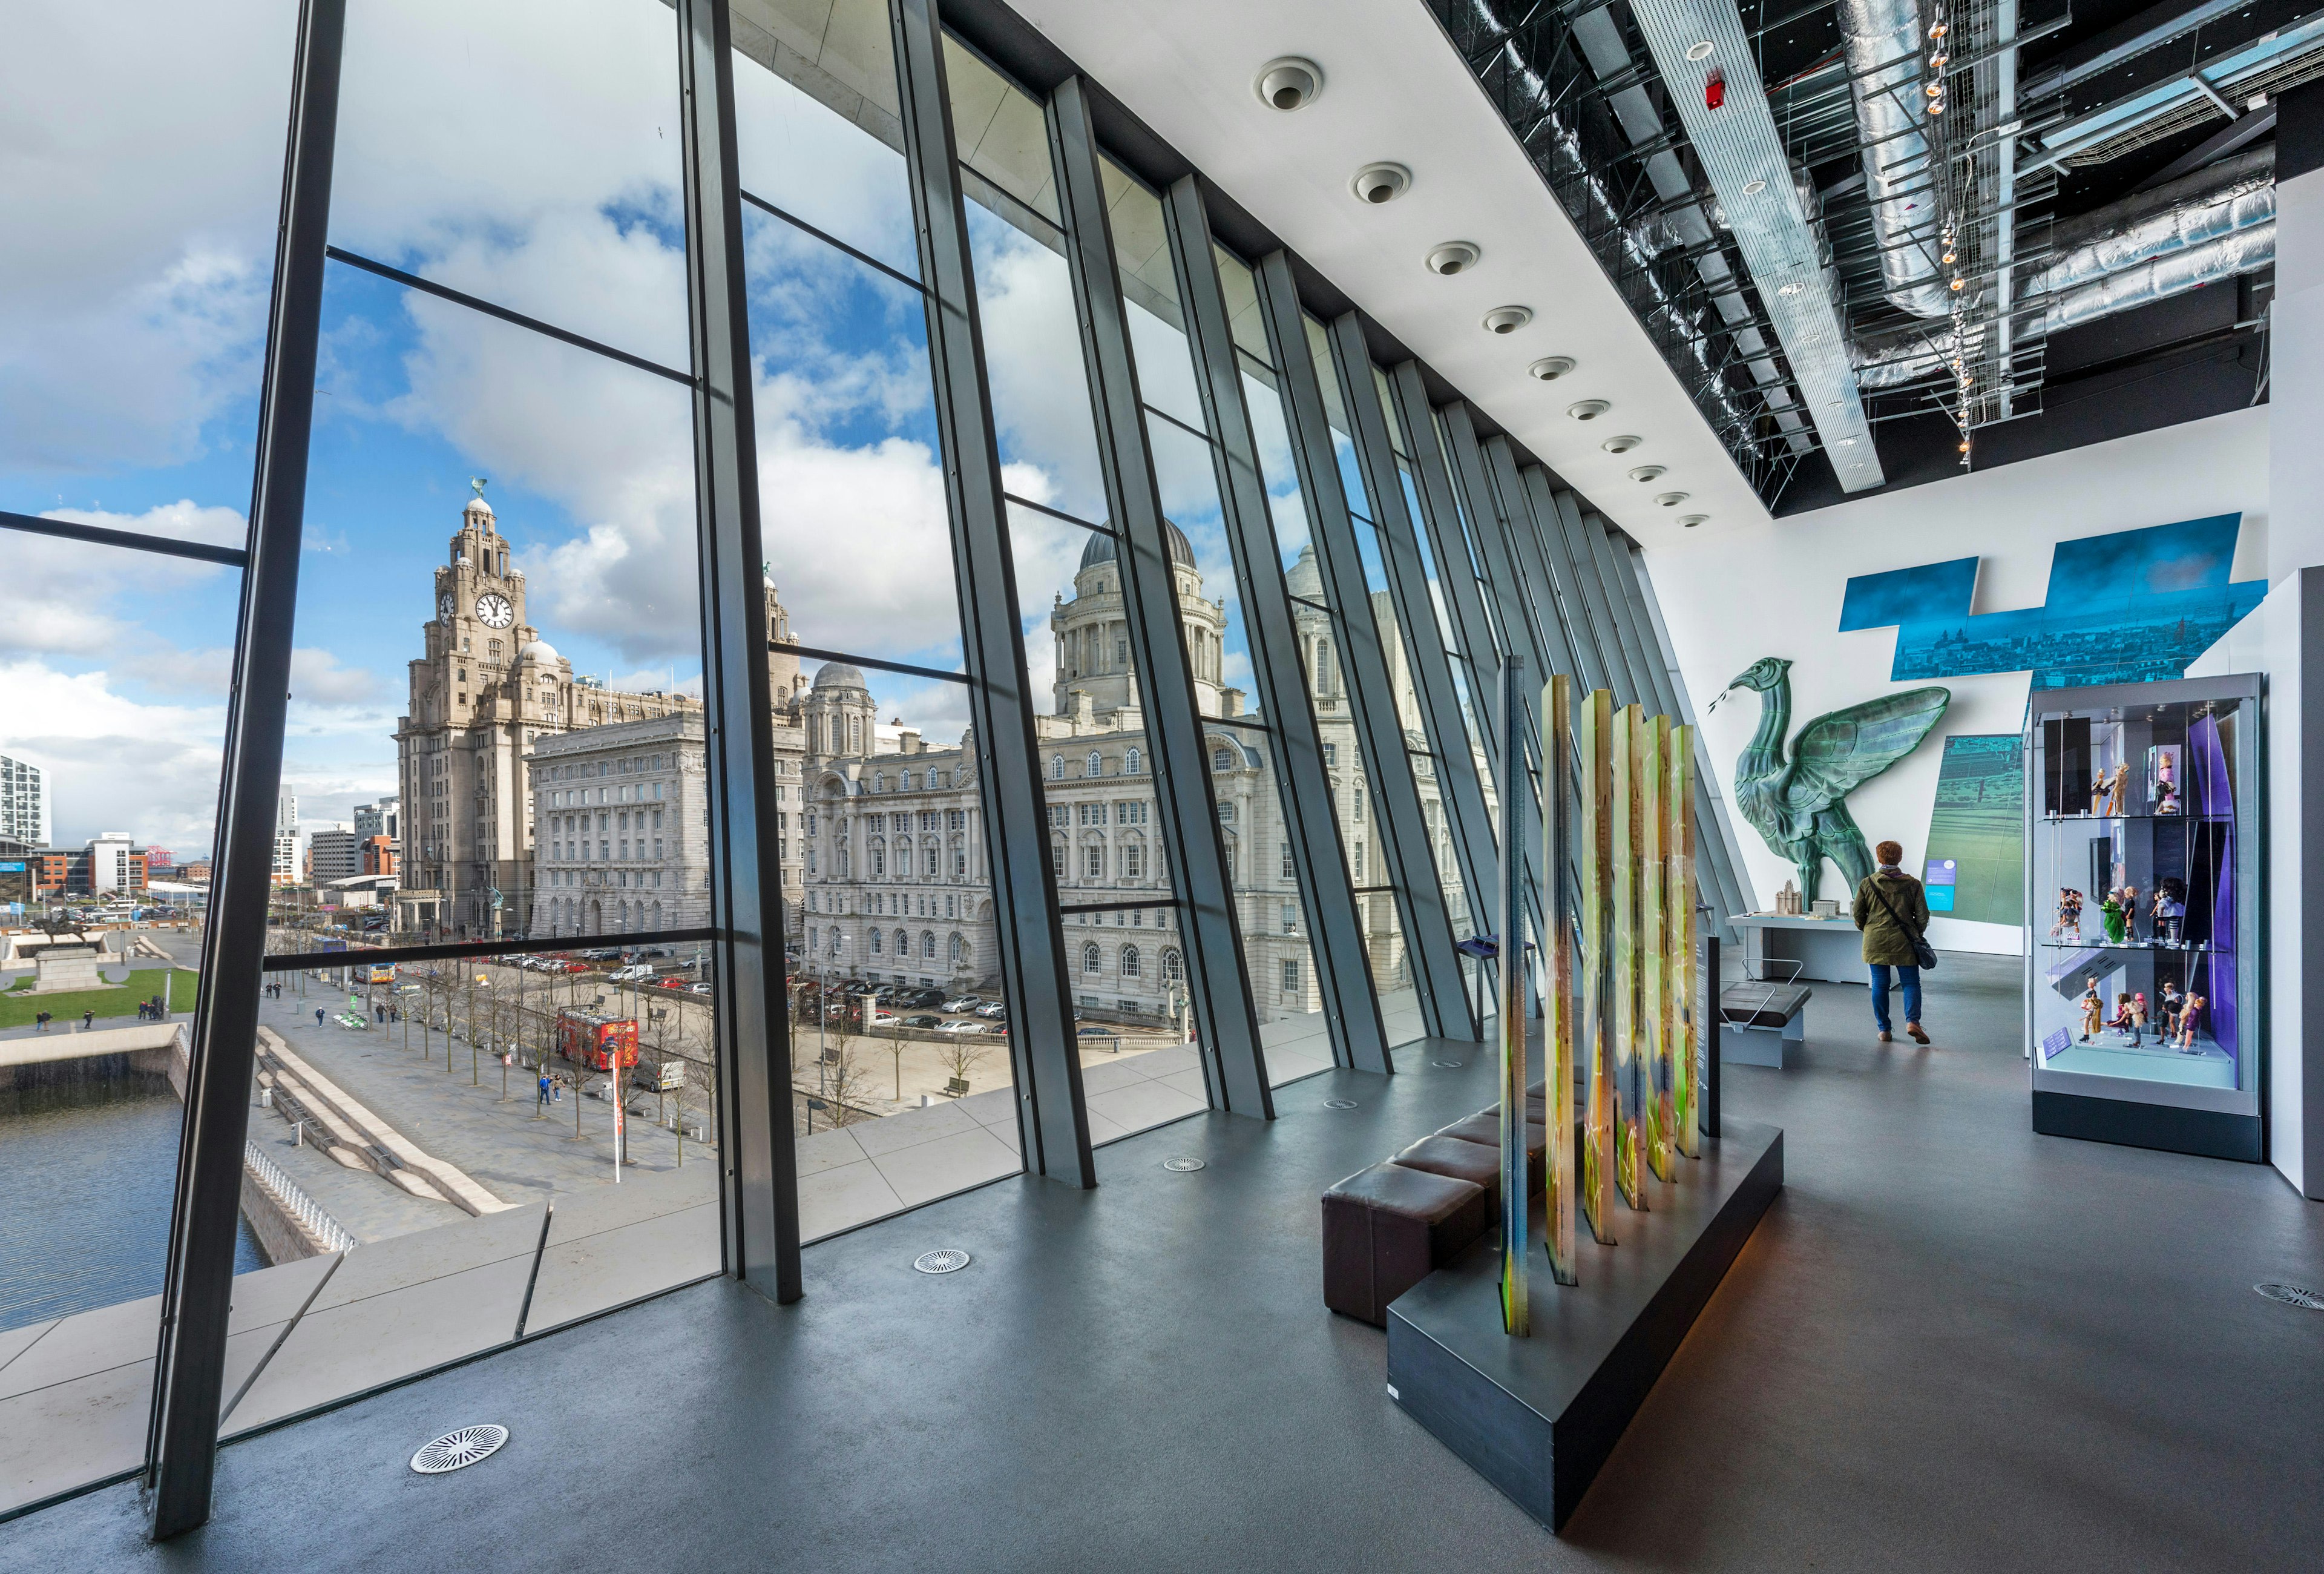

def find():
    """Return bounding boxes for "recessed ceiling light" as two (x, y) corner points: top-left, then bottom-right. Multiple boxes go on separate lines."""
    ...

(1655, 491), (1690, 507)
(1482, 305), (1533, 334)
(1628, 465), (1667, 483)
(1685, 40), (1715, 60)
(1351, 162), (1411, 203)
(1742, 178), (1767, 196)
(1528, 356), (1577, 381)
(1426, 241), (1482, 275)
(1567, 400), (1610, 421)
(1679, 514), (1708, 527)
(1601, 434), (1642, 453)
(1254, 57), (1324, 111)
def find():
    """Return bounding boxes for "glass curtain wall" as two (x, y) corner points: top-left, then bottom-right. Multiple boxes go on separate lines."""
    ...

(942, 40), (1210, 1139)
(0, 0), (287, 1513)
(210, 0), (725, 1441)
(725, 2), (1032, 1234)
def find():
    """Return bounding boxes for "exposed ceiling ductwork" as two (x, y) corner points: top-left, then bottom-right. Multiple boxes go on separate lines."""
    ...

(1836, 0), (1954, 319)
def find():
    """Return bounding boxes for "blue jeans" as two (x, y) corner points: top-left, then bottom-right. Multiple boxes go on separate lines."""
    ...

(1868, 964), (1922, 1033)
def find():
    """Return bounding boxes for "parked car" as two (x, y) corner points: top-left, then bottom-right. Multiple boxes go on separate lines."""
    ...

(940, 995), (981, 1012)
(869, 1010), (900, 1026)
(904, 1015), (942, 1029)
(578, 947), (622, 961)
(1077, 1026), (1115, 1038)
(608, 964), (656, 983)
(973, 1002), (1008, 1019)
(685, 983), (712, 995)
(934, 1019), (985, 1035)
(982, 1023), (1009, 1036)
(555, 961), (592, 975)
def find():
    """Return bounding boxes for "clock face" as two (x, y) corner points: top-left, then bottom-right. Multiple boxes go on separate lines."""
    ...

(438, 593), (455, 621)
(476, 593), (514, 629)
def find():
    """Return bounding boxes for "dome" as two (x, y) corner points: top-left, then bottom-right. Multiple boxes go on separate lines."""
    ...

(464, 495), (496, 522)
(813, 661), (867, 691)
(1078, 518), (1195, 571)
(519, 639), (560, 665)
(1284, 544), (1324, 600)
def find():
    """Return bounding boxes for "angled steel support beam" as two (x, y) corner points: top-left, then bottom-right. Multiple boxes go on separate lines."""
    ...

(1390, 366), (1507, 790)
(678, 0), (798, 1299)
(1331, 315), (1495, 1007)
(1048, 78), (1270, 1111)
(1520, 469), (1616, 699)
(1164, 181), (1385, 1073)
(1256, 256), (1462, 1045)
(144, 0), (344, 1538)
(900, 0), (1092, 1177)
(1482, 435), (1586, 684)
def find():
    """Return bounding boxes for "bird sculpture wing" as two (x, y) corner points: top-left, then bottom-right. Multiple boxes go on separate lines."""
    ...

(1781, 685), (1951, 820)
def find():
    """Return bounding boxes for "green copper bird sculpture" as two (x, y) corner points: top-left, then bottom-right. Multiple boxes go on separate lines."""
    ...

(1715, 657), (1950, 901)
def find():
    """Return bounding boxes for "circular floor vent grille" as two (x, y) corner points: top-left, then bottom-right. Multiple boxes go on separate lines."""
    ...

(914, 1248), (972, 1275)
(2256, 1281), (2324, 1310)
(411, 1424), (508, 1474)
(1163, 1156), (1206, 1173)
(1323, 1098), (1359, 1110)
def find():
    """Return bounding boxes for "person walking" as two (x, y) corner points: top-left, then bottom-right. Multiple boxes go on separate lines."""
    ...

(537, 1069), (553, 1112)
(34, 1010), (50, 1033)
(315, 1006), (326, 1029)
(82, 1009), (94, 1031)
(1852, 838), (1932, 1045)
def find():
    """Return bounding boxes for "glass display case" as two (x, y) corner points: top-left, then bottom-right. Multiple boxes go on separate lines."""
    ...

(2024, 674), (2262, 1161)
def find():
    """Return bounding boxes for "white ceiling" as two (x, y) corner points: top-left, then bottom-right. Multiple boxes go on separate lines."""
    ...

(1013, 0), (1781, 547)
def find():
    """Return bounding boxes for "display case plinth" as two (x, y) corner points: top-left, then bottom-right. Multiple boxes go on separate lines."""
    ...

(2032, 1090), (2260, 1162)
(1385, 1121), (1782, 1532)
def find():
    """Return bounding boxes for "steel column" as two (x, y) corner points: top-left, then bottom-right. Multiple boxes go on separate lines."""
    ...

(1330, 315), (1494, 997)
(1046, 78), (1269, 1112)
(1255, 255), (1465, 1044)
(143, 0), (344, 1537)
(678, 0), (798, 1300)
(1518, 468), (1614, 698)
(1482, 435), (1586, 684)
(902, 0), (1093, 1177)
(1441, 406), (1550, 688)
(1162, 179), (1384, 1074)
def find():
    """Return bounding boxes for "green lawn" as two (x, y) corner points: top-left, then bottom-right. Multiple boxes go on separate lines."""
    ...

(0, 969), (202, 1029)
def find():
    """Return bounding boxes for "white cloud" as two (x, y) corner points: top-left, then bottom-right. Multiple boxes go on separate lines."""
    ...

(290, 647), (382, 708)
(0, 659), (227, 850)
(0, 502), (241, 656)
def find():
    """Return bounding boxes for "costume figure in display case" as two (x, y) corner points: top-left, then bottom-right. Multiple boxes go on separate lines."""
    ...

(2027, 675), (2262, 1162)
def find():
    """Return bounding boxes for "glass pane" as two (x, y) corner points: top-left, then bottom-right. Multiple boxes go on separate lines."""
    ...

(0, 532), (234, 1512)
(1304, 314), (1369, 517)
(942, 34), (1061, 227)
(1213, 246), (1274, 367)
(331, 0), (691, 374)
(731, 0), (920, 278)
(1104, 168), (1205, 434)
(223, 262), (721, 1433)
(962, 192), (1108, 527)
(1008, 507), (1204, 1140)
(1, 4), (289, 547)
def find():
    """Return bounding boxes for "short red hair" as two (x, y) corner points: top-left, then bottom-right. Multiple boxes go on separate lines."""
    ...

(1876, 840), (1904, 866)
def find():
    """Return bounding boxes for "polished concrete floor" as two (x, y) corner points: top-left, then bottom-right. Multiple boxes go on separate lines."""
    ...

(6, 953), (2321, 1570)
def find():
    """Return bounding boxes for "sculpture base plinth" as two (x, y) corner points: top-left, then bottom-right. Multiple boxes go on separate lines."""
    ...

(1385, 1121), (1782, 1532)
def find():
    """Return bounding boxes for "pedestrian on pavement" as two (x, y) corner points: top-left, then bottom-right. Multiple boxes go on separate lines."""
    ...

(375, 1004), (386, 1024)
(389, 1006), (398, 1024)
(34, 1010), (50, 1032)
(537, 1070), (553, 1110)
(82, 1010), (94, 1030)
(315, 1006), (326, 1028)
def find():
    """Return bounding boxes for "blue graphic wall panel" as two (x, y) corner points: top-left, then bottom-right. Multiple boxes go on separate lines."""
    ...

(1838, 514), (2265, 691)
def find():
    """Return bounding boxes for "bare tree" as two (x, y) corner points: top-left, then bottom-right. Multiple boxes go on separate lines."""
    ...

(932, 1030), (990, 1095)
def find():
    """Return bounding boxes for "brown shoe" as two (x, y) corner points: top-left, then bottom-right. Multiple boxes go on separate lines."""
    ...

(1906, 1022), (1930, 1045)
(1878, 1030), (1892, 1043)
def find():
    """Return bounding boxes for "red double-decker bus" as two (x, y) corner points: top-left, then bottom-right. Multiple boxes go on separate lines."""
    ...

(556, 1009), (639, 1072)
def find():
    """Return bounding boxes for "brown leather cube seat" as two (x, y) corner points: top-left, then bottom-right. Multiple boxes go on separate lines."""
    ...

(1321, 1162), (1489, 1326)
(1434, 1112), (1548, 1194)
(1391, 1133), (1505, 1205)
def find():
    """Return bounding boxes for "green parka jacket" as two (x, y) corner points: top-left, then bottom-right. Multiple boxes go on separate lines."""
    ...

(1851, 869), (1929, 967)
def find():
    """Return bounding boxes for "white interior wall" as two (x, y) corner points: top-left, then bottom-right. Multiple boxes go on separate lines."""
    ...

(1643, 406), (2271, 957)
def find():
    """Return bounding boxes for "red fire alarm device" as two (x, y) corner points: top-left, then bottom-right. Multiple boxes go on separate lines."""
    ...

(1705, 69), (1727, 110)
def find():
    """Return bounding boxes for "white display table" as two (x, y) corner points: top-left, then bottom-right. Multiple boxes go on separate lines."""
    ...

(1730, 912), (1865, 985)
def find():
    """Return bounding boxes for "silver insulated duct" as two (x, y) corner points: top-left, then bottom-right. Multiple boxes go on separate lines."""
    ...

(1839, 0), (1953, 319)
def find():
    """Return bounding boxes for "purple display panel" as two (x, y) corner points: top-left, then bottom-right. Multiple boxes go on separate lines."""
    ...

(2191, 714), (2236, 1057)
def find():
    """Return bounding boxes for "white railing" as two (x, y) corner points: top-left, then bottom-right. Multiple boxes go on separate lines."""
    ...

(243, 1141), (358, 1255)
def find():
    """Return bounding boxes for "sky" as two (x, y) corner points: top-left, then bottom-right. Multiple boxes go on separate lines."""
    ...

(1, 0), (1337, 860)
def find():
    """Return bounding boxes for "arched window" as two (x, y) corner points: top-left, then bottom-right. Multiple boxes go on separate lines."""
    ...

(1082, 943), (1101, 975)
(921, 930), (936, 959)
(904, 770), (917, 791)
(1051, 755), (1065, 780)
(950, 934), (967, 967)
(873, 772), (884, 792)
(870, 929), (884, 954)
(1163, 949), (1183, 984)
(1212, 746), (1233, 771)
(1086, 751), (1101, 778)
(1125, 747), (1140, 774)
(894, 928), (908, 958)
(1120, 946), (1141, 979)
